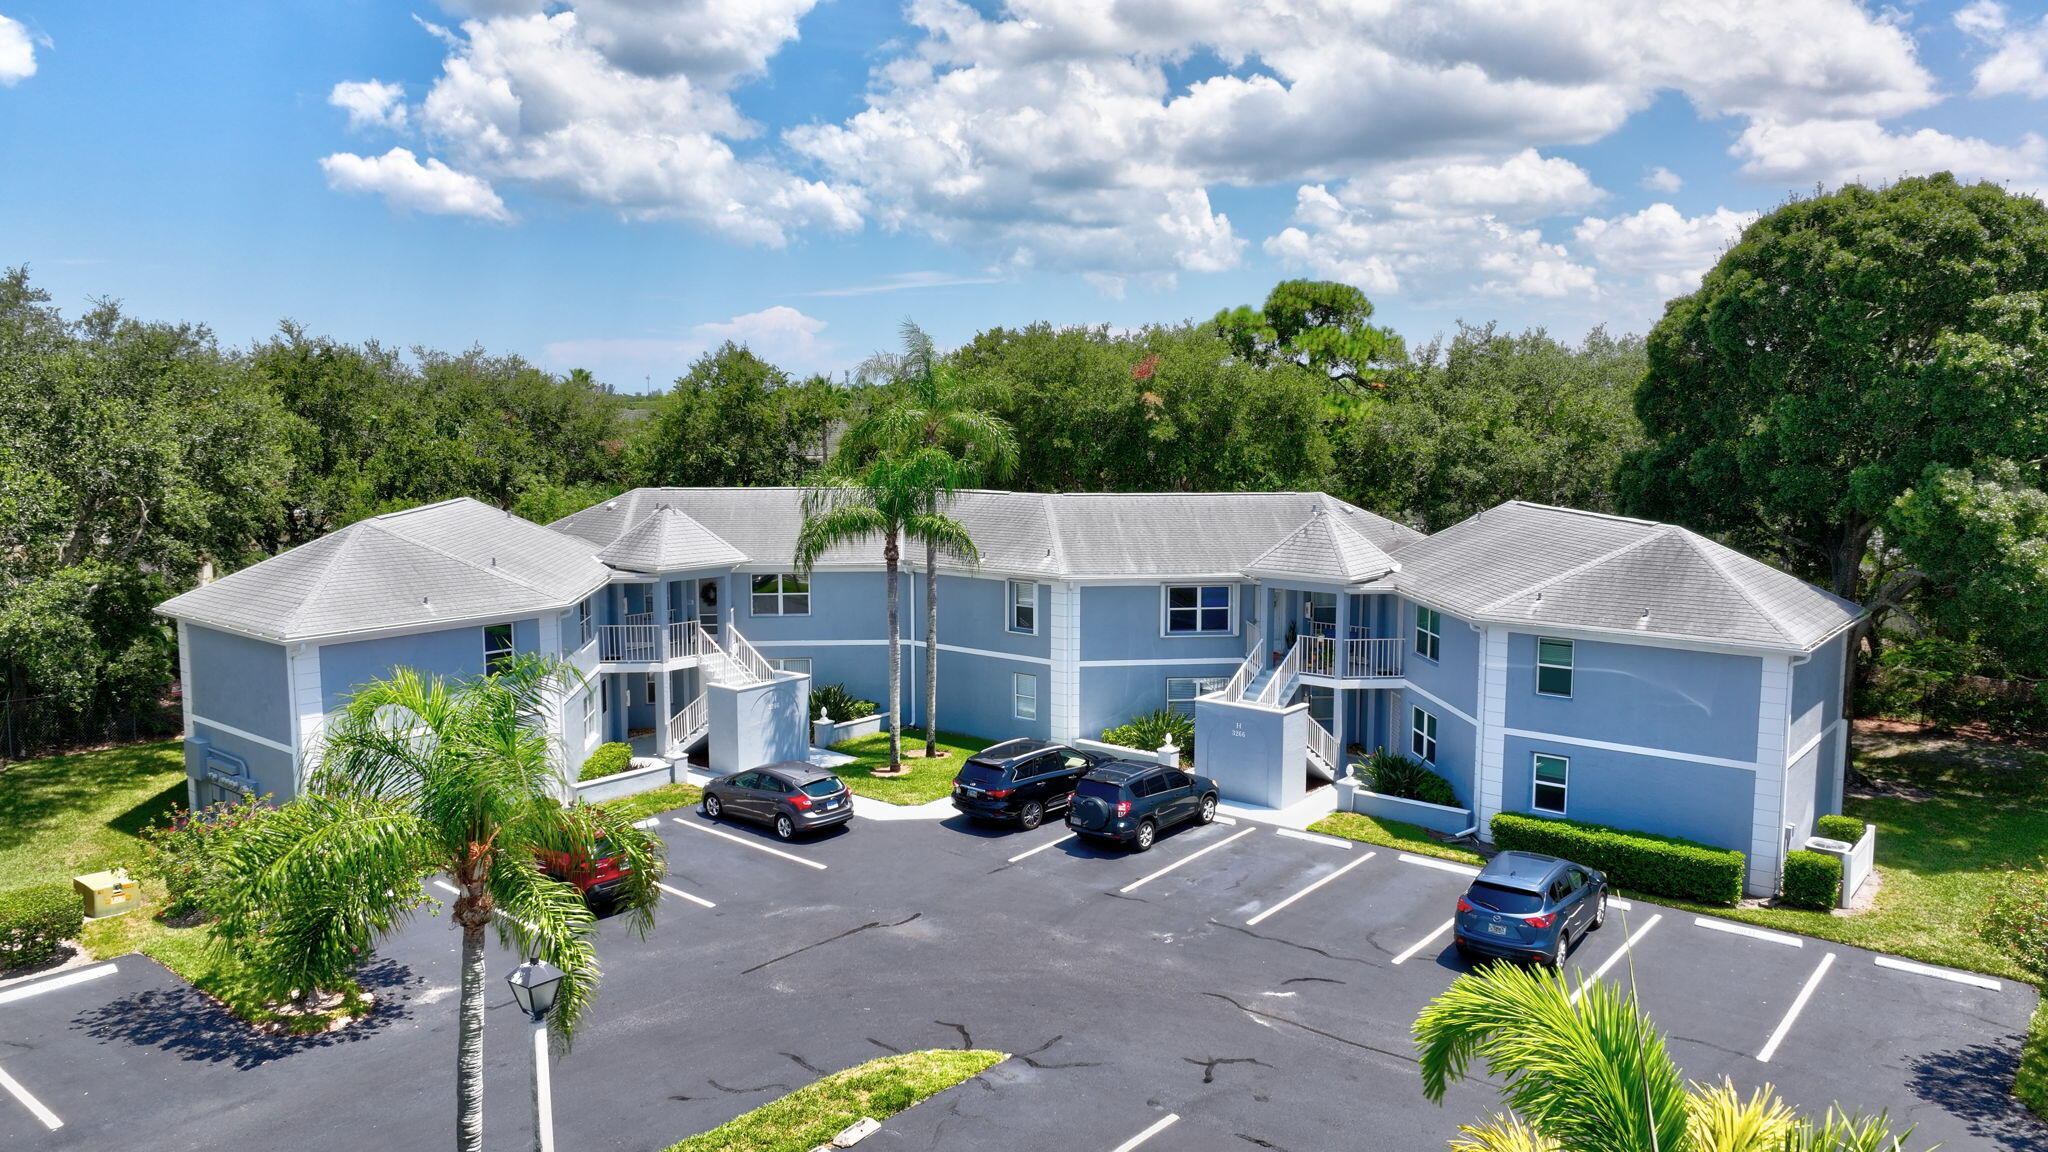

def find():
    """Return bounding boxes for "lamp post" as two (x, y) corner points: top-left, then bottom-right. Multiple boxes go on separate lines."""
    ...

(507, 956), (564, 1152)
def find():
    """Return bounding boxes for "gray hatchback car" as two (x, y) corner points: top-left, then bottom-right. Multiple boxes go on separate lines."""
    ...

(1452, 850), (1608, 967)
(701, 761), (853, 840)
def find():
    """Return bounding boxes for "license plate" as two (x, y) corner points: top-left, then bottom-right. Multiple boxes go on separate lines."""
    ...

(1485, 923), (1509, 936)
(824, 799), (841, 809)
(960, 787), (980, 797)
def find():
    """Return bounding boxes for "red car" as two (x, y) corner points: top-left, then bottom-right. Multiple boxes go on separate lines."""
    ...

(537, 836), (630, 904)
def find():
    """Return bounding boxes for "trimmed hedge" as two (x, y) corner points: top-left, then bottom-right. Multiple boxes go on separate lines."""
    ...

(1491, 811), (1746, 906)
(578, 742), (635, 782)
(1781, 849), (1842, 910)
(0, 883), (84, 970)
(1814, 814), (1865, 845)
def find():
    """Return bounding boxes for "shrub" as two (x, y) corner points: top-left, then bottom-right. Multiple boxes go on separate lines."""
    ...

(1983, 869), (2048, 980)
(1781, 850), (1842, 909)
(578, 742), (634, 782)
(0, 883), (84, 970)
(1814, 814), (1866, 845)
(1102, 709), (1195, 761)
(810, 683), (878, 723)
(1491, 811), (1746, 906)
(137, 794), (275, 920)
(1358, 749), (1458, 808)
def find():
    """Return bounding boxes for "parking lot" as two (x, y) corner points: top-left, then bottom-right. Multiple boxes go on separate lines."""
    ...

(2, 799), (2043, 1152)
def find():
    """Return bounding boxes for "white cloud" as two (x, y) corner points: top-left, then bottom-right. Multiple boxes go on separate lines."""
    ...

(542, 304), (839, 382)
(330, 79), (409, 131)
(1575, 203), (1756, 297)
(1641, 165), (1683, 192)
(801, 270), (1004, 297)
(0, 15), (41, 86)
(1733, 118), (2048, 188)
(1955, 0), (2048, 99)
(320, 147), (512, 221)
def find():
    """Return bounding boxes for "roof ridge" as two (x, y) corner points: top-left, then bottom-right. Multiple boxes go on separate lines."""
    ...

(1476, 518), (1667, 612)
(1676, 529), (1798, 645)
(1041, 493), (1070, 575)
(274, 522), (369, 636)
(1502, 500), (1661, 528)
(376, 509), (565, 599)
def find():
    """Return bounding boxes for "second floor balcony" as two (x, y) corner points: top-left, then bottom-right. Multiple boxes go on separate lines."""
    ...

(1298, 631), (1403, 680)
(595, 620), (717, 665)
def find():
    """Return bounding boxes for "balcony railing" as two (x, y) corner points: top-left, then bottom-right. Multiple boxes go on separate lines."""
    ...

(598, 621), (717, 664)
(667, 692), (708, 749)
(1298, 635), (1403, 679)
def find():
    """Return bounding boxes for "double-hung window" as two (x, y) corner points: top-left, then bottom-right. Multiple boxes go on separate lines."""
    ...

(484, 623), (515, 674)
(576, 598), (594, 647)
(1008, 580), (1037, 634)
(751, 573), (810, 616)
(1013, 672), (1039, 720)
(1166, 676), (1228, 716)
(1536, 638), (1574, 697)
(1414, 605), (1442, 662)
(1410, 705), (1438, 764)
(768, 657), (813, 677)
(1532, 753), (1569, 814)
(581, 687), (597, 738)
(1164, 584), (1232, 635)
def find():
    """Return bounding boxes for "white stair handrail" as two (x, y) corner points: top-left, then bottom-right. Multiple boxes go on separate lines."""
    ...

(667, 692), (708, 750)
(1257, 642), (1300, 706)
(1306, 714), (1336, 769)
(723, 624), (776, 682)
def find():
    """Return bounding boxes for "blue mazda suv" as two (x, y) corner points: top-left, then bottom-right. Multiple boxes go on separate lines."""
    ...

(1452, 851), (1608, 967)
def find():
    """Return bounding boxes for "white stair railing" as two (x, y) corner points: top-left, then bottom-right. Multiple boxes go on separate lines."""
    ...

(1301, 634), (1336, 676)
(1257, 642), (1300, 706)
(1213, 628), (1264, 703)
(668, 620), (709, 660)
(723, 624), (776, 682)
(1306, 714), (1336, 770)
(667, 693), (708, 750)
(598, 624), (661, 662)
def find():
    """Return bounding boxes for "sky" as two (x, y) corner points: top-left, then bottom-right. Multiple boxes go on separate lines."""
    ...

(0, 0), (2044, 389)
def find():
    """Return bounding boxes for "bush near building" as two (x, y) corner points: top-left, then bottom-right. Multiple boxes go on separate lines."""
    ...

(1490, 811), (1745, 906)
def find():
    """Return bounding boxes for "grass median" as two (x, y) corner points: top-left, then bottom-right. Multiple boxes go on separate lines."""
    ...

(828, 728), (993, 805)
(663, 1049), (1004, 1152)
(1306, 811), (1485, 867)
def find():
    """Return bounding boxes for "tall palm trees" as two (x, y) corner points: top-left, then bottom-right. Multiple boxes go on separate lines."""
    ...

(840, 320), (1017, 758)
(1414, 960), (1920, 1152)
(795, 448), (979, 773)
(211, 656), (662, 1152)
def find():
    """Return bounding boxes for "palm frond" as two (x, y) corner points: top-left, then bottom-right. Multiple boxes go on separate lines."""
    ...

(1449, 1114), (1560, 1152)
(905, 511), (980, 567)
(794, 500), (889, 573)
(1684, 1079), (1797, 1151)
(485, 851), (601, 1049)
(1783, 1106), (1923, 1152)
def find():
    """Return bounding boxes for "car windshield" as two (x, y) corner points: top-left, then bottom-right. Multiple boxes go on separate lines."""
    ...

(1075, 778), (1124, 802)
(800, 777), (842, 798)
(957, 761), (1013, 786)
(1466, 881), (1545, 915)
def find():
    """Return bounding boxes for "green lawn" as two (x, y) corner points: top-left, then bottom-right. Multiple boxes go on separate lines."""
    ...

(1307, 811), (1486, 867)
(827, 728), (993, 805)
(595, 781), (703, 824)
(663, 1050), (1005, 1152)
(0, 740), (185, 892)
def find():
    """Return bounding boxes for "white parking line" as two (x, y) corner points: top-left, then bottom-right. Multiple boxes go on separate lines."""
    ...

(1274, 827), (1350, 849)
(0, 963), (118, 1007)
(1874, 955), (2002, 990)
(1570, 913), (1663, 1004)
(656, 881), (716, 909)
(1214, 815), (1238, 826)
(1398, 853), (1480, 876)
(672, 818), (828, 870)
(1392, 918), (1455, 965)
(1246, 853), (1376, 927)
(0, 1064), (62, 1130)
(1007, 832), (1078, 863)
(1119, 827), (1258, 893)
(432, 880), (458, 895)
(1111, 1113), (1179, 1151)
(1694, 917), (1802, 947)
(1757, 952), (1836, 1063)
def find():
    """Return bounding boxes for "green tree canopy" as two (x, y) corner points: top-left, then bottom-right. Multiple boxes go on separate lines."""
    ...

(635, 342), (842, 487)
(1213, 278), (1401, 394)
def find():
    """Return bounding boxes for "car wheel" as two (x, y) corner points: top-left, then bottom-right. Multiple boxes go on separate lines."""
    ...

(1198, 794), (1218, 824)
(1018, 801), (1044, 831)
(1591, 891), (1608, 930)
(774, 814), (795, 840)
(703, 795), (723, 820)
(1133, 820), (1157, 852)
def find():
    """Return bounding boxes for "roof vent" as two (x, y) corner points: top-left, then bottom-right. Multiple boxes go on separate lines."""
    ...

(1636, 608), (1650, 629)
(421, 595), (431, 606)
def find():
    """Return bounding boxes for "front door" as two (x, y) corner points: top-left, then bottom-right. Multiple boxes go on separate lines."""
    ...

(698, 579), (721, 635)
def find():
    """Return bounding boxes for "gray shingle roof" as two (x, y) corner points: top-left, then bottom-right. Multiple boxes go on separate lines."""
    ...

(1391, 502), (1861, 650)
(158, 498), (611, 642)
(596, 506), (749, 573)
(552, 488), (1422, 580)
(1243, 505), (1400, 584)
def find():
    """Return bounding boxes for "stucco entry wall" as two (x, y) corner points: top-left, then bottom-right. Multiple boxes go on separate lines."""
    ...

(1196, 697), (1307, 810)
(708, 673), (811, 774)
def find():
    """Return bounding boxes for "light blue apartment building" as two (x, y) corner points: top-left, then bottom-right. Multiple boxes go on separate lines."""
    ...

(158, 488), (1860, 897)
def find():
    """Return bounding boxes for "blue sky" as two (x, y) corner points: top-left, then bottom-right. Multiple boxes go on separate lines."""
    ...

(1, 0), (2044, 389)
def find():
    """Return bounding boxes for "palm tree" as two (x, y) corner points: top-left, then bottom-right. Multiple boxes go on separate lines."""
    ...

(1414, 960), (1921, 1152)
(210, 656), (663, 1152)
(842, 320), (1016, 758)
(796, 447), (980, 773)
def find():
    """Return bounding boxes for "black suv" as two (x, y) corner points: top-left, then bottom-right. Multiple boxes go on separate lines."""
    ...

(951, 739), (1108, 829)
(1065, 761), (1221, 850)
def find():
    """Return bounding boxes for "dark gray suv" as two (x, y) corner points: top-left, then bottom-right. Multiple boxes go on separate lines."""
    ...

(1065, 761), (1220, 851)
(1453, 850), (1608, 967)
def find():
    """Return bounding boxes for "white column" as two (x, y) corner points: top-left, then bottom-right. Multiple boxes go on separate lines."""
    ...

(1749, 655), (1793, 897)
(1473, 626), (1509, 836)
(176, 620), (198, 810)
(530, 1016), (556, 1152)
(1332, 594), (1351, 762)
(1048, 581), (1080, 742)
(288, 642), (326, 796)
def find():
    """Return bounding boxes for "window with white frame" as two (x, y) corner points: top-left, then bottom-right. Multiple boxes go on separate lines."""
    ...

(1410, 705), (1438, 764)
(1013, 672), (1038, 720)
(1166, 676), (1228, 716)
(1414, 605), (1441, 662)
(750, 573), (811, 616)
(1164, 584), (1233, 635)
(484, 623), (515, 673)
(645, 675), (657, 705)
(1007, 579), (1037, 634)
(769, 657), (813, 677)
(581, 687), (597, 740)
(577, 598), (594, 647)
(1536, 638), (1574, 697)
(1532, 753), (1569, 813)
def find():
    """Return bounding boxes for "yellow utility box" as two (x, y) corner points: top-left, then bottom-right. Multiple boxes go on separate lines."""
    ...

(74, 869), (137, 919)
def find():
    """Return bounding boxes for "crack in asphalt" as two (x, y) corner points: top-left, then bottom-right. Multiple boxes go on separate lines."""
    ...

(708, 1078), (788, 1094)
(1236, 1135), (1291, 1150)
(1201, 992), (1419, 1065)
(867, 1036), (904, 1054)
(1210, 920), (1377, 966)
(1280, 976), (1345, 986)
(782, 1051), (825, 1075)
(935, 1019), (973, 1049)
(1016, 1034), (1102, 1070)
(740, 912), (923, 975)
(1185, 1055), (1270, 1084)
